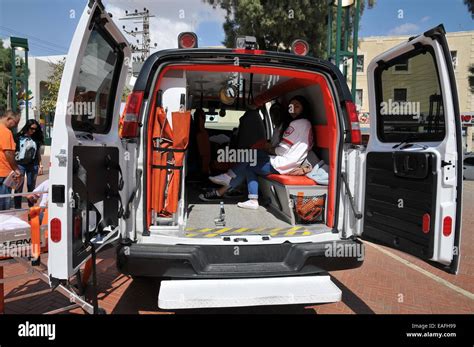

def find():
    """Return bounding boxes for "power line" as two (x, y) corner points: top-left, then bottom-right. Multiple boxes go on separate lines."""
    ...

(119, 7), (158, 62)
(0, 26), (68, 52)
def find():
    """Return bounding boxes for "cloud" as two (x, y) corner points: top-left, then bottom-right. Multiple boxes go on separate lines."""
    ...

(105, 0), (226, 50)
(2, 37), (11, 48)
(420, 16), (430, 23)
(388, 23), (420, 36)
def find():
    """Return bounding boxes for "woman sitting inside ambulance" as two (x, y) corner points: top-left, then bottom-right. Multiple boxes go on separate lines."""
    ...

(199, 95), (313, 209)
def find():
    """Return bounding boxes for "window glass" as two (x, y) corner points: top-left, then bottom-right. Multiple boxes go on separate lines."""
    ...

(376, 47), (445, 142)
(71, 28), (122, 133)
(357, 55), (364, 72)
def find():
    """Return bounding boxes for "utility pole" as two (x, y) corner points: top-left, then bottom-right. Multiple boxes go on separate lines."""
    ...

(119, 7), (158, 75)
(326, 0), (361, 100)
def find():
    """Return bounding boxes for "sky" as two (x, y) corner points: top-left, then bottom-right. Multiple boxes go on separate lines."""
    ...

(0, 0), (472, 57)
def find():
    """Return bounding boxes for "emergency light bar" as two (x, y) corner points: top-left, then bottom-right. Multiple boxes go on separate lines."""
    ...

(178, 32), (198, 49)
(291, 39), (310, 56)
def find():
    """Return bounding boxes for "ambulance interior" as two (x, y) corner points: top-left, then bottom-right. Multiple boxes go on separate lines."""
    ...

(146, 66), (340, 237)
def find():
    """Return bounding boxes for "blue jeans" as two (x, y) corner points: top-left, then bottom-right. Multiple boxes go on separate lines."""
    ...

(229, 150), (278, 199)
(14, 164), (39, 209)
(0, 178), (12, 210)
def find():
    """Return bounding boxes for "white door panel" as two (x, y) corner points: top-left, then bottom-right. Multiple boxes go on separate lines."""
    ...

(362, 25), (462, 273)
(48, 0), (131, 281)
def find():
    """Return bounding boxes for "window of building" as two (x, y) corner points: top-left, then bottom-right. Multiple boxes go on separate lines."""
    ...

(394, 58), (409, 71)
(355, 89), (363, 108)
(393, 88), (407, 102)
(450, 51), (457, 70)
(356, 55), (364, 72)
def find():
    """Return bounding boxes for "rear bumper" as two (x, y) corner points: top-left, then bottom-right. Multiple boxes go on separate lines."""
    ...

(116, 238), (364, 279)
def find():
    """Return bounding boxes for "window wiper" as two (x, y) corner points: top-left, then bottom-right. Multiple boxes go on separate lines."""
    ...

(392, 134), (419, 149)
(392, 134), (427, 150)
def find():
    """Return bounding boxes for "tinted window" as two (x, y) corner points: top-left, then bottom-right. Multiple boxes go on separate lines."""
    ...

(464, 157), (474, 166)
(71, 28), (123, 133)
(375, 46), (445, 142)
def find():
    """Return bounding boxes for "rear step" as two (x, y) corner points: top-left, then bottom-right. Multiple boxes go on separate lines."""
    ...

(158, 276), (342, 309)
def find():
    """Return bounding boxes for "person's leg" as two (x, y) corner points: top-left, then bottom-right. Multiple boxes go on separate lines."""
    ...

(200, 161), (250, 201)
(25, 165), (39, 207)
(14, 165), (26, 209)
(237, 152), (277, 209)
(0, 179), (11, 211)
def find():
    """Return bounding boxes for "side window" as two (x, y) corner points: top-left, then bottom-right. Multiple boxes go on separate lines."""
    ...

(375, 46), (445, 142)
(464, 157), (474, 166)
(355, 89), (363, 109)
(450, 50), (457, 71)
(71, 27), (123, 133)
(357, 55), (364, 73)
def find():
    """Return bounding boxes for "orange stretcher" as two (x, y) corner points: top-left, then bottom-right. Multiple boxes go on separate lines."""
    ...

(151, 107), (191, 218)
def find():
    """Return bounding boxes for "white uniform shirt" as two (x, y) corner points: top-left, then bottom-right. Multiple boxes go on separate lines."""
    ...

(33, 179), (49, 208)
(270, 118), (313, 174)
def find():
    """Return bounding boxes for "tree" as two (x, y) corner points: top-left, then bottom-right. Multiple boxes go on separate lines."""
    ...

(464, 0), (474, 18)
(205, 0), (375, 58)
(0, 40), (12, 112)
(40, 58), (65, 115)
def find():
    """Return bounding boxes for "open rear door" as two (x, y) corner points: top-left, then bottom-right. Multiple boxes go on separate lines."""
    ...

(362, 25), (462, 273)
(48, 0), (131, 281)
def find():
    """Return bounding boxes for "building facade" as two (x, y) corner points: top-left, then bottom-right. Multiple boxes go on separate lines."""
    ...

(349, 30), (473, 122)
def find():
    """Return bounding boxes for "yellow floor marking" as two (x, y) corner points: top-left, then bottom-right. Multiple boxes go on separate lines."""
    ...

(365, 241), (474, 301)
(234, 228), (248, 233)
(185, 227), (195, 231)
(197, 228), (213, 233)
(288, 226), (302, 232)
(285, 231), (297, 236)
(270, 231), (279, 236)
(215, 228), (231, 234)
(185, 233), (198, 237)
(204, 233), (218, 238)
(269, 228), (282, 232)
(252, 228), (265, 233)
(302, 231), (312, 236)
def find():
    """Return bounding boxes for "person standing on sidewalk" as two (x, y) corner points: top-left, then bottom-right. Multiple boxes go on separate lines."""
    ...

(14, 119), (44, 209)
(0, 110), (21, 210)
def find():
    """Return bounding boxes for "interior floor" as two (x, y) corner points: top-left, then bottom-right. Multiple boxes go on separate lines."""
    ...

(185, 182), (291, 229)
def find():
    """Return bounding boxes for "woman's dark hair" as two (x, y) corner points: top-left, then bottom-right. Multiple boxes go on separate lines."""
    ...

(282, 95), (312, 131)
(17, 119), (44, 146)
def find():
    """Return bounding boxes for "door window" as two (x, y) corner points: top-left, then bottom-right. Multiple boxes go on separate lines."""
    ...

(375, 46), (445, 142)
(71, 27), (123, 133)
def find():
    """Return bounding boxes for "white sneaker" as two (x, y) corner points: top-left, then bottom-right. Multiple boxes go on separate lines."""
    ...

(209, 173), (232, 186)
(237, 200), (259, 210)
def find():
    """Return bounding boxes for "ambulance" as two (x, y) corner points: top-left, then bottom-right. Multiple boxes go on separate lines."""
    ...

(47, 0), (463, 309)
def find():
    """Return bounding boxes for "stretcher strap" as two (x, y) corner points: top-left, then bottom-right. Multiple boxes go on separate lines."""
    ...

(153, 147), (187, 153)
(152, 164), (183, 170)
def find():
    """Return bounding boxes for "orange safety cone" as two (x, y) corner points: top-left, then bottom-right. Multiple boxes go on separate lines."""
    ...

(41, 208), (48, 253)
(29, 206), (41, 265)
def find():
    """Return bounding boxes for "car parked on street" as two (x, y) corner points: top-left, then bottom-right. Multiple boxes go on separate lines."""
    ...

(463, 152), (474, 180)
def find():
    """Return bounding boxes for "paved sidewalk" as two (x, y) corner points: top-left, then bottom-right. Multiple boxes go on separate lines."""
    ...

(1, 179), (473, 314)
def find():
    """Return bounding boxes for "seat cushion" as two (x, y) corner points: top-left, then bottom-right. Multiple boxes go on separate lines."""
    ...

(266, 174), (317, 186)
